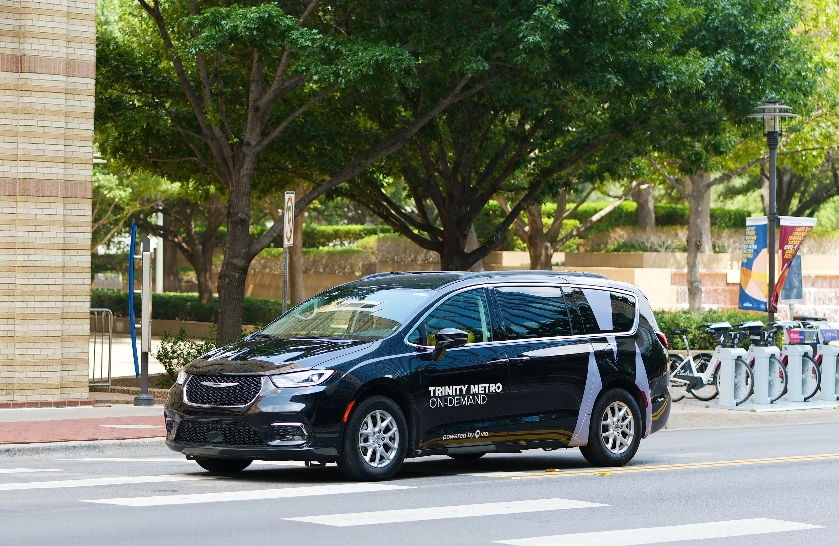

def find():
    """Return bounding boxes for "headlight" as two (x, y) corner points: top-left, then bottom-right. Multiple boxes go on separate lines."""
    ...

(269, 370), (335, 388)
(176, 369), (188, 385)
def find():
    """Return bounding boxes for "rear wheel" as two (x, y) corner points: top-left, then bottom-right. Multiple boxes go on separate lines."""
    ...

(579, 388), (641, 467)
(194, 457), (252, 474)
(688, 355), (719, 401)
(668, 354), (688, 402)
(338, 395), (408, 481)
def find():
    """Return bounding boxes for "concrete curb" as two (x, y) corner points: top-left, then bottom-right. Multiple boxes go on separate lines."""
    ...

(0, 437), (168, 459)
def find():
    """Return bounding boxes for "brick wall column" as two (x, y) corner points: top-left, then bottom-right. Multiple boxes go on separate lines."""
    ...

(0, 0), (95, 401)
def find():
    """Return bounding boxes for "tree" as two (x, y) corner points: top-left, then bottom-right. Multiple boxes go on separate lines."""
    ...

(97, 0), (506, 341)
(341, 0), (704, 270)
(639, 0), (819, 311)
(91, 167), (176, 251)
(496, 182), (639, 270)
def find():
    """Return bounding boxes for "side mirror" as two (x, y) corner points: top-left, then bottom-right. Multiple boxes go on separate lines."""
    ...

(431, 328), (470, 361)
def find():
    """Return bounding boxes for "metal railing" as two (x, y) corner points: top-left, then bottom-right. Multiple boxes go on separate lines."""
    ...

(90, 308), (113, 391)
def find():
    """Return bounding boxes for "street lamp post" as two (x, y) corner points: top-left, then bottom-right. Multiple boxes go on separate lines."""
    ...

(748, 100), (796, 322)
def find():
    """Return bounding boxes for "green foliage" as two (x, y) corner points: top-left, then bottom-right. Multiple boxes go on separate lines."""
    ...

(251, 223), (395, 249)
(653, 309), (769, 350)
(90, 290), (284, 325)
(154, 328), (217, 388)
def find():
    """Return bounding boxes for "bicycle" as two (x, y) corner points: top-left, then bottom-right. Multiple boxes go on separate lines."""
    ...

(777, 321), (821, 401)
(668, 328), (713, 402)
(737, 321), (787, 403)
(669, 322), (754, 405)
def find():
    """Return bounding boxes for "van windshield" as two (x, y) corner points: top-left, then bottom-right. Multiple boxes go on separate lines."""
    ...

(260, 286), (433, 340)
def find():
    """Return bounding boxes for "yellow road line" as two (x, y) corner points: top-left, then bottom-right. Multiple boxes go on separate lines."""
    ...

(487, 453), (839, 479)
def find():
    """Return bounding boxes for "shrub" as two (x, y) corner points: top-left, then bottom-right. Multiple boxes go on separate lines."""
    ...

(653, 309), (768, 350)
(154, 327), (217, 388)
(91, 290), (285, 325)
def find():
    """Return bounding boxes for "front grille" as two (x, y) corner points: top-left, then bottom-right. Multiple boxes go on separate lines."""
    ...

(174, 420), (265, 446)
(185, 374), (262, 407)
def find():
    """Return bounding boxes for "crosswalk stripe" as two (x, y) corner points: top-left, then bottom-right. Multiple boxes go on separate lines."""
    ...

(84, 483), (412, 507)
(0, 475), (210, 491)
(285, 498), (608, 527)
(494, 518), (821, 545)
(0, 468), (62, 475)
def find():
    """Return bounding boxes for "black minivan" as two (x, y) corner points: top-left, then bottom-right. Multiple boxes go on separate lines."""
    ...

(165, 271), (670, 481)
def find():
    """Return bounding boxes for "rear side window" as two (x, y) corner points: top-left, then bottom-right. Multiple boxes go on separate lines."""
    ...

(564, 287), (637, 335)
(493, 286), (573, 340)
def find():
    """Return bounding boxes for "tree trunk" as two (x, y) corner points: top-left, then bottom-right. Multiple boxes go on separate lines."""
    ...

(194, 261), (214, 304)
(525, 204), (552, 270)
(684, 173), (711, 311)
(217, 181), (253, 343)
(633, 184), (655, 234)
(465, 224), (484, 272)
(289, 182), (307, 305)
(162, 214), (180, 292)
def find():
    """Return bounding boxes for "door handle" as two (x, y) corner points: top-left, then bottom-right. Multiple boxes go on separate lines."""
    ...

(487, 358), (509, 365)
(507, 356), (531, 363)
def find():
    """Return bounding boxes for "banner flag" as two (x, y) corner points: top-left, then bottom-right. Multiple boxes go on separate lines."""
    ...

(739, 216), (768, 312)
(778, 253), (803, 304)
(771, 216), (817, 312)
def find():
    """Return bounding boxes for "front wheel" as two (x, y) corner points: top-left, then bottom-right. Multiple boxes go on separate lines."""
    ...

(338, 395), (408, 481)
(803, 354), (821, 401)
(579, 388), (641, 467)
(768, 355), (788, 403)
(714, 356), (754, 405)
(688, 355), (718, 401)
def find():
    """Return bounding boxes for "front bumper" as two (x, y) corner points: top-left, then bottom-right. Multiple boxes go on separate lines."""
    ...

(164, 381), (346, 462)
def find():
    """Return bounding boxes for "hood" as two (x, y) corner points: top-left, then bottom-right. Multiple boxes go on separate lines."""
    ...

(184, 336), (370, 375)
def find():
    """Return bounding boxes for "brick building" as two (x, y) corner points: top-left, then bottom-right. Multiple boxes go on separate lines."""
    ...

(0, 0), (95, 401)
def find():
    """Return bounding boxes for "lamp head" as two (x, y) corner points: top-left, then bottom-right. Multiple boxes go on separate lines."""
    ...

(748, 99), (796, 135)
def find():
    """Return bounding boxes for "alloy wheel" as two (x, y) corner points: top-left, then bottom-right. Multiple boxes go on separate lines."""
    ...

(599, 401), (635, 455)
(358, 409), (400, 468)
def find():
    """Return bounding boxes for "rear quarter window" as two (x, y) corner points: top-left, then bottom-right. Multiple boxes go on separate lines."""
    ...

(564, 287), (637, 335)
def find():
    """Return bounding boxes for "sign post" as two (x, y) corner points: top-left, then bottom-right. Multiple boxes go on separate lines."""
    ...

(282, 191), (295, 315)
(134, 236), (155, 406)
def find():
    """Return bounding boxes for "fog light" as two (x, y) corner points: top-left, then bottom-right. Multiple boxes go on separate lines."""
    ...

(269, 422), (308, 444)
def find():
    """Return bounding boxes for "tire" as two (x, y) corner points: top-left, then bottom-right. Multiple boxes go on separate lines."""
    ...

(338, 395), (408, 481)
(194, 457), (252, 474)
(668, 354), (687, 402)
(688, 355), (719, 401)
(768, 355), (788, 403)
(447, 452), (485, 461)
(803, 354), (821, 401)
(579, 388), (642, 467)
(714, 356), (754, 406)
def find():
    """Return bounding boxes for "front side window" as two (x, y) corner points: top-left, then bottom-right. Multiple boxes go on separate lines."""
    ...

(261, 286), (432, 340)
(494, 286), (573, 340)
(407, 289), (491, 346)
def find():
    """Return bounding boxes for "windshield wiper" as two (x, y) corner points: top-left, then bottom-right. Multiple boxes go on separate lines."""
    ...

(290, 335), (357, 343)
(248, 332), (278, 340)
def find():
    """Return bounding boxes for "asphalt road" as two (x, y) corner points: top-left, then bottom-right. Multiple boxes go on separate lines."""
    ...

(1, 422), (838, 546)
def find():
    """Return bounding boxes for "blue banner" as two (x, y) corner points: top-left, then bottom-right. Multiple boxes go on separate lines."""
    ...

(739, 216), (768, 312)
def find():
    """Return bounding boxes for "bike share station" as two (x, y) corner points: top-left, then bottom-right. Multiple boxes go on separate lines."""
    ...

(690, 321), (839, 412)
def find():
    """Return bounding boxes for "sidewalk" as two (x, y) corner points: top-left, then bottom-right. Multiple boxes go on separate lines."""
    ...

(0, 405), (165, 445)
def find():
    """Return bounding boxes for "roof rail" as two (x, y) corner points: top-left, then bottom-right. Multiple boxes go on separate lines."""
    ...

(460, 270), (608, 280)
(360, 271), (465, 281)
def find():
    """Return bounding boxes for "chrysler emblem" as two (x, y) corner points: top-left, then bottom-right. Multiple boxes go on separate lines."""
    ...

(200, 381), (239, 388)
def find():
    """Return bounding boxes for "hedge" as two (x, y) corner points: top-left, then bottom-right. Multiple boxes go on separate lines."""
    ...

(91, 290), (284, 326)
(653, 309), (770, 350)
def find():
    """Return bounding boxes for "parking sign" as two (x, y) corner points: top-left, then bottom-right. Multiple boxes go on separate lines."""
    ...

(284, 191), (295, 247)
